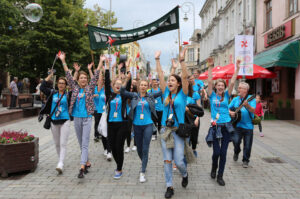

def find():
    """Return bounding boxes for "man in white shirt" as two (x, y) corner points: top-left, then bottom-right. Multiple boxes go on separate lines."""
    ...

(9, 77), (19, 108)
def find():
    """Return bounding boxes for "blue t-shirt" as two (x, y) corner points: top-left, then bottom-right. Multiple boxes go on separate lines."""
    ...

(94, 86), (106, 114)
(133, 97), (153, 126)
(229, 95), (256, 130)
(108, 94), (123, 122)
(194, 79), (204, 92)
(187, 92), (201, 105)
(209, 91), (231, 124)
(161, 87), (187, 127)
(51, 93), (70, 120)
(148, 88), (163, 111)
(72, 88), (91, 118)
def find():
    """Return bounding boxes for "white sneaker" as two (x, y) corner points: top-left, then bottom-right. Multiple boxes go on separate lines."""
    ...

(107, 153), (112, 161)
(139, 172), (146, 183)
(152, 135), (156, 141)
(103, 150), (108, 156)
(56, 162), (63, 174)
(132, 146), (137, 151)
(125, 147), (130, 153)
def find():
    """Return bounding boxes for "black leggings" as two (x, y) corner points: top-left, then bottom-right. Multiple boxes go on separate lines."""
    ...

(153, 111), (163, 135)
(94, 112), (111, 152)
(108, 122), (127, 171)
(125, 120), (135, 147)
(190, 125), (200, 150)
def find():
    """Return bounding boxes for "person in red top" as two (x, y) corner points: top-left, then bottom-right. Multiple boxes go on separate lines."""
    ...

(255, 95), (264, 137)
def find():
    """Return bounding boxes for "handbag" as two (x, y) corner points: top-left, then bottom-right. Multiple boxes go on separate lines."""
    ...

(172, 104), (193, 138)
(98, 107), (108, 137)
(247, 109), (261, 125)
(43, 92), (64, 130)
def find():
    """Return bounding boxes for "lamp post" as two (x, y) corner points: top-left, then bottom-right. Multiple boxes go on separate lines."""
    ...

(181, 2), (195, 33)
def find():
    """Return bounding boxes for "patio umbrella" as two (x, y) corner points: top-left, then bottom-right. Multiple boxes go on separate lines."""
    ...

(198, 64), (276, 80)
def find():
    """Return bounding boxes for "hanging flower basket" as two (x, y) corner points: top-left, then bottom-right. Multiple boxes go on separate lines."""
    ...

(0, 130), (39, 178)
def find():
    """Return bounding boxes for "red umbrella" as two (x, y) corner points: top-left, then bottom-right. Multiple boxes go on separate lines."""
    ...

(198, 64), (276, 80)
(223, 63), (277, 79)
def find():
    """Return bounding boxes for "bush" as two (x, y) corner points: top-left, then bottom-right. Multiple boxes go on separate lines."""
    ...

(0, 130), (34, 144)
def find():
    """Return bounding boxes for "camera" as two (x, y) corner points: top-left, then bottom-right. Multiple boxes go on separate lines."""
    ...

(166, 118), (175, 127)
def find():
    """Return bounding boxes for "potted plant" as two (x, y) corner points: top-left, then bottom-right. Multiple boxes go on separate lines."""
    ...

(0, 130), (39, 178)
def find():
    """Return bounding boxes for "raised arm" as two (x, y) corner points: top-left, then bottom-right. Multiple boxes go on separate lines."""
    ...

(155, 51), (166, 94)
(170, 59), (178, 75)
(207, 57), (214, 96)
(228, 60), (241, 96)
(58, 52), (76, 90)
(40, 70), (54, 97)
(179, 47), (189, 95)
(73, 62), (80, 81)
(104, 58), (111, 100)
(88, 62), (94, 79)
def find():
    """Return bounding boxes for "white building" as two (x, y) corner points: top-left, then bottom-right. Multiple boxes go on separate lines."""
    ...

(199, 0), (256, 71)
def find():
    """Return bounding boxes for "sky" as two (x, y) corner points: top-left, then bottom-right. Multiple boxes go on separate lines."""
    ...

(84, 0), (205, 71)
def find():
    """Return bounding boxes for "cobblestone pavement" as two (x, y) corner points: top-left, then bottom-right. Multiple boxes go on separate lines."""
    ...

(1, 111), (300, 199)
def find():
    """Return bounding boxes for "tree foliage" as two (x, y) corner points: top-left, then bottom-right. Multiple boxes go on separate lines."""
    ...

(0, 0), (117, 80)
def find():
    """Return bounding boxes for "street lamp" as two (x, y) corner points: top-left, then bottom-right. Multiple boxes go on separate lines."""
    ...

(181, 2), (195, 32)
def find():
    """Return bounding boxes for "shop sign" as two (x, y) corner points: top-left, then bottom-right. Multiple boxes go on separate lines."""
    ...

(264, 19), (294, 47)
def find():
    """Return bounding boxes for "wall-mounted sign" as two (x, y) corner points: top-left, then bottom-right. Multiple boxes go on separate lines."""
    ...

(264, 19), (294, 47)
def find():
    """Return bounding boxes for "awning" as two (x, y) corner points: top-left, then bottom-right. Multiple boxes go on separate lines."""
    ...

(254, 40), (300, 68)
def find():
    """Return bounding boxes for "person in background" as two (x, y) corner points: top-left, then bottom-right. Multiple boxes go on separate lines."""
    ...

(255, 95), (264, 137)
(9, 77), (18, 109)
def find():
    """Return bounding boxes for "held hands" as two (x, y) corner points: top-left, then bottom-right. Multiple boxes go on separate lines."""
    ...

(155, 51), (161, 59)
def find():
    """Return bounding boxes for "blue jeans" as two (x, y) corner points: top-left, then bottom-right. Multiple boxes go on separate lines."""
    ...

(133, 124), (153, 173)
(232, 127), (253, 163)
(160, 127), (187, 187)
(212, 126), (230, 176)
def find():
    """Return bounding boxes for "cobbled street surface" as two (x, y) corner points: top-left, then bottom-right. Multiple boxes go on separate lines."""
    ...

(1, 111), (300, 199)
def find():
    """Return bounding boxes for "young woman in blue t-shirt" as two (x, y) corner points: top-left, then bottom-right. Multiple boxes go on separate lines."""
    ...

(121, 76), (162, 183)
(155, 48), (189, 198)
(40, 72), (71, 175)
(207, 57), (240, 186)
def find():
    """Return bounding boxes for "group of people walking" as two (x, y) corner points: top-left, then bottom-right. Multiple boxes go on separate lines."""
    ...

(39, 48), (262, 199)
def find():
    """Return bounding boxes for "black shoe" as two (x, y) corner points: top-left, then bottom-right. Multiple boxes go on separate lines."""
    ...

(84, 166), (89, 174)
(233, 153), (238, 161)
(217, 175), (225, 186)
(78, 168), (84, 178)
(211, 165), (217, 179)
(242, 161), (249, 168)
(165, 187), (174, 198)
(181, 173), (188, 188)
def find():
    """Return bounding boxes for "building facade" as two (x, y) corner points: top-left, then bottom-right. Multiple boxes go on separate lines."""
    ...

(199, 0), (256, 70)
(183, 29), (201, 74)
(254, 0), (300, 121)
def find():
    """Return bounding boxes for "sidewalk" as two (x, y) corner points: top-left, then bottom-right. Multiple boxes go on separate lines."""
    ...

(0, 111), (300, 199)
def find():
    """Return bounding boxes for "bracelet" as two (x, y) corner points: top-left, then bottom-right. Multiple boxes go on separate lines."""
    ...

(179, 59), (185, 63)
(63, 63), (67, 67)
(155, 58), (160, 60)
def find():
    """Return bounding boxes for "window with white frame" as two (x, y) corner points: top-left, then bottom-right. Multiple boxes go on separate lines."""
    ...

(289, 0), (298, 16)
(188, 48), (194, 62)
(266, 0), (272, 30)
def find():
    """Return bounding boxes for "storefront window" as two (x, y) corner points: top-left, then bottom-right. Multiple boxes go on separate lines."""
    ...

(289, 0), (298, 16)
(266, 0), (272, 30)
(287, 68), (295, 98)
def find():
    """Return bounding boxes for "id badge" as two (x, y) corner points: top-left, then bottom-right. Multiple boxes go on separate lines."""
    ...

(155, 99), (158, 104)
(168, 114), (173, 119)
(113, 112), (118, 118)
(140, 114), (144, 120)
(216, 113), (220, 120)
(58, 106), (62, 112)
